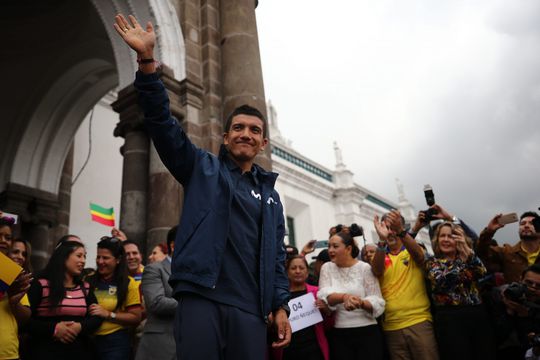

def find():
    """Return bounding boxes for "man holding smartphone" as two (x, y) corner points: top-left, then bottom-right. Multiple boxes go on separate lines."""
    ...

(477, 211), (540, 283)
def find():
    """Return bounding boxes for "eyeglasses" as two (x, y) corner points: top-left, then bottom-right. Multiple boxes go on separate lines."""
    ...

(524, 279), (540, 290)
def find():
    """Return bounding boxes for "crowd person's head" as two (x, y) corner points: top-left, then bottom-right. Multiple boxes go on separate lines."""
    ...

(328, 231), (360, 266)
(55, 234), (83, 248)
(360, 243), (377, 264)
(167, 225), (177, 255)
(41, 239), (86, 306)
(313, 249), (330, 280)
(223, 105), (268, 163)
(286, 255), (309, 289)
(285, 244), (299, 260)
(0, 217), (15, 255)
(94, 236), (129, 309)
(432, 222), (472, 259)
(122, 240), (143, 274)
(9, 238), (32, 272)
(521, 264), (540, 302)
(148, 243), (168, 264)
(519, 212), (539, 242)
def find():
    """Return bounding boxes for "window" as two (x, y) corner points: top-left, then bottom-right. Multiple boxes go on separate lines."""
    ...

(287, 216), (296, 247)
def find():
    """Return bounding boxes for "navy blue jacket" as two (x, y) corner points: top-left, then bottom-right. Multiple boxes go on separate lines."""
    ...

(134, 71), (290, 319)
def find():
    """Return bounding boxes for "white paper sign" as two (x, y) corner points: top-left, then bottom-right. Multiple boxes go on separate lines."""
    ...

(288, 292), (323, 333)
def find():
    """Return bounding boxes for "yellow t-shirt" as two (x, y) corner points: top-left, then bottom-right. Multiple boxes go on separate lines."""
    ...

(523, 246), (540, 266)
(0, 294), (29, 360)
(379, 249), (432, 331)
(93, 277), (141, 336)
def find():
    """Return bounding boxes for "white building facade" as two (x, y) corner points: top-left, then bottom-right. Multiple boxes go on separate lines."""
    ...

(267, 102), (431, 253)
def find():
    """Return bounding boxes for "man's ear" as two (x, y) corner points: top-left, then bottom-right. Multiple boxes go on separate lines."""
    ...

(223, 132), (230, 145)
(259, 138), (269, 151)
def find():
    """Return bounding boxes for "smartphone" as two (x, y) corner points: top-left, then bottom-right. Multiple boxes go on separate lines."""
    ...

(0, 210), (18, 225)
(498, 213), (518, 226)
(315, 240), (329, 249)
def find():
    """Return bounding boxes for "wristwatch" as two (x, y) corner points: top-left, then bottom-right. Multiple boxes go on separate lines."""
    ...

(277, 303), (291, 317)
(109, 311), (117, 320)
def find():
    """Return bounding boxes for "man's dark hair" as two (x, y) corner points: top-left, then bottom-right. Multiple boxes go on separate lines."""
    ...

(520, 211), (540, 222)
(523, 264), (540, 278)
(224, 104), (267, 138)
(167, 225), (178, 255)
(122, 239), (141, 253)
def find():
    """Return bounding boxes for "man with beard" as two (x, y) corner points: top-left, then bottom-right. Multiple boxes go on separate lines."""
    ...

(477, 212), (540, 284)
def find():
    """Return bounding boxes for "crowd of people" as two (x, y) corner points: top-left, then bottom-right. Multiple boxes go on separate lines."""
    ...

(279, 207), (540, 360)
(2, 12), (540, 360)
(3, 205), (539, 360)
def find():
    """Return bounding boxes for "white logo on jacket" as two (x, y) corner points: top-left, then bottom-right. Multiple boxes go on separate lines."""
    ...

(251, 190), (277, 205)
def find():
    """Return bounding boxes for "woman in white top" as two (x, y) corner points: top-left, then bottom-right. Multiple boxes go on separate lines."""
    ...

(317, 231), (385, 360)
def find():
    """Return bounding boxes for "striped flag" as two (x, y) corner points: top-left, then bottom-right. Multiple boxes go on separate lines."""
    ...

(90, 203), (115, 227)
(0, 251), (22, 294)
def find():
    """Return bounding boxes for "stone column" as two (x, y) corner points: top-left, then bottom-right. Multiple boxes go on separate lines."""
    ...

(0, 183), (59, 270)
(220, 0), (272, 169)
(51, 144), (73, 253)
(112, 86), (149, 247)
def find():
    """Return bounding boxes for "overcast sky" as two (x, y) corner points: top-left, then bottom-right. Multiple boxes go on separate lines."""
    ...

(256, 0), (540, 243)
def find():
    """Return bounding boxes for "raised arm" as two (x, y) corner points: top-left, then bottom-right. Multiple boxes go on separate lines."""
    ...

(372, 216), (389, 277)
(114, 14), (203, 185)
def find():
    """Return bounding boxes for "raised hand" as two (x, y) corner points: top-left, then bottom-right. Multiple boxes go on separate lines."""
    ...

(486, 214), (505, 233)
(454, 227), (472, 261)
(386, 210), (404, 234)
(431, 204), (454, 221)
(373, 215), (390, 241)
(113, 14), (155, 58)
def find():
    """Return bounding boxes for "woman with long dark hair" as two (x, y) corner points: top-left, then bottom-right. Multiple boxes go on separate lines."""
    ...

(87, 236), (142, 360)
(317, 231), (385, 360)
(26, 240), (102, 360)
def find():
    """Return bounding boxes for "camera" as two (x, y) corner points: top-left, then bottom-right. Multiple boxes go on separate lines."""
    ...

(504, 282), (528, 304)
(532, 334), (540, 347)
(420, 185), (438, 222)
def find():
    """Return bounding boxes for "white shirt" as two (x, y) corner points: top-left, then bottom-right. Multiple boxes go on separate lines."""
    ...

(317, 261), (385, 328)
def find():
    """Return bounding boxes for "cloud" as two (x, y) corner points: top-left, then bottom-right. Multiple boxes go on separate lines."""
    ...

(257, 0), (540, 242)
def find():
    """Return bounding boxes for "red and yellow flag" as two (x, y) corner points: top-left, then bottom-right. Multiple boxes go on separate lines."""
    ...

(90, 203), (115, 227)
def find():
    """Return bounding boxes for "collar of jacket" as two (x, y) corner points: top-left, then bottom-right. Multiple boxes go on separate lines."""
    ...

(218, 144), (279, 187)
(509, 241), (530, 258)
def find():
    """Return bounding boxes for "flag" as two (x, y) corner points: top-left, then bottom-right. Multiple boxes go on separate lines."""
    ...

(90, 203), (115, 227)
(0, 251), (22, 293)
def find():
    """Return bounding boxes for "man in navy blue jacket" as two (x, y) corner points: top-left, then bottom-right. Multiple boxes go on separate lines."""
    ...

(114, 14), (291, 359)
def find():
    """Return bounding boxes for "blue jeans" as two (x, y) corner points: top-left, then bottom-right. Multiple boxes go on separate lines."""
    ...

(94, 329), (131, 360)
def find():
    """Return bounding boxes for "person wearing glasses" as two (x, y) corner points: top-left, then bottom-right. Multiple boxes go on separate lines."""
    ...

(26, 240), (102, 360)
(87, 237), (142, 360)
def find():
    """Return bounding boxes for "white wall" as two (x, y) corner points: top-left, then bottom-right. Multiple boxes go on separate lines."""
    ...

(70, 95), (123, 268)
